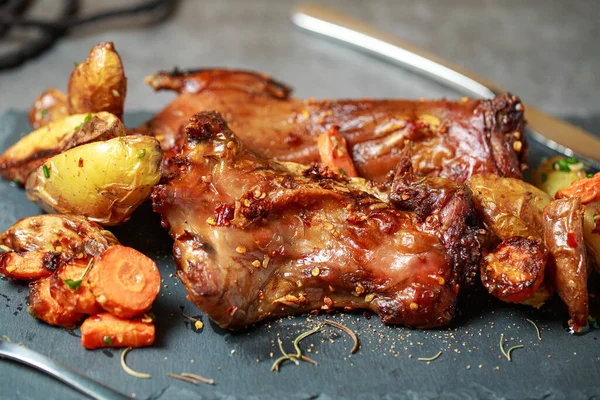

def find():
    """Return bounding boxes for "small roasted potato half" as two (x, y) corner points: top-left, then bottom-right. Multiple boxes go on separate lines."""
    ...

(583, 202), (600, 270)
(68, 42), (126, 118)
(467, 173), (552, 240)
(25, 136), (162, 226)
(28, 88), (69, 129)
(532, 156), (587, 198)
(480, 236), (547, 304)
(0, 112), (125, 184)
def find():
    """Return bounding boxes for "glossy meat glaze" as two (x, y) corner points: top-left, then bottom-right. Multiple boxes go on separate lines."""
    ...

(152, 112), (481, 329)
(138, 69), (526, 182)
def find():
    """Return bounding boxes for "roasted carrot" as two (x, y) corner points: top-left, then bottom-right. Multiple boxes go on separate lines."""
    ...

(49, 258), (102, 315)
(317, 126), (358, 177)
(556, 172), (600, 203)
(80, 312), (155, 350)
(28, 276), (85, 328)
(0, 250), (59, 280)
(88, 245), (160, 318)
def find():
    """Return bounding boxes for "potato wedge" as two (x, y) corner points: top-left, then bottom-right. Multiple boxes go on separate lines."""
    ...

(68, 42), (126, 118)
(28, 88), (69, 129)
(0, 214), (118, 256)
(480, 237), (547, 304)
(543, 197), (588, 333)
(0, 112), (125, 184)
(583, 202), (600, 271)
(532, 156), (587, 198)
(25, 136), (162, 226)
(467, 173), (552, 240)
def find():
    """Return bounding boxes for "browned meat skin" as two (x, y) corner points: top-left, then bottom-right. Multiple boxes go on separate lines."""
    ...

(152, 111), (481, 329)
(543, 197), (589, 333)
(138, 69), (526, 182)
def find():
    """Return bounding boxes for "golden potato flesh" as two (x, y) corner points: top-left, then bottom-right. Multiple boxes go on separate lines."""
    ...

(583, 201), (600, 271)
(0, 112), (125, 184)
(467, 173), (552, 240)
(28, 88), (69, 129)
(68, 42), (127, 118)
(532, 156), (587, 198)
(25, 136), (162, 226)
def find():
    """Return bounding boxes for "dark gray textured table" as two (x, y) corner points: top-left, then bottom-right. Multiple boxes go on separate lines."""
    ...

(1, 1), (600, 399)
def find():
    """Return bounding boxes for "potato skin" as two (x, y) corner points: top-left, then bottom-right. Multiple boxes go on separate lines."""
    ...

(25, 136), (162, 226)
(0, 112), (125, 184)
(68, 42), (126, 118)
(480, 237), (547, 304)
(543, 197), (588, 333)
(467, 173), (552, 240)
(532, 156), (587, 198)
(28, 88), (69, 129)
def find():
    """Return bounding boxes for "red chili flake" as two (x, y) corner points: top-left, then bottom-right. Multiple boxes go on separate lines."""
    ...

(567, 232), (578, 248)
(592, 212), (600, 235)
(215, 203), (235, 226)
(78, 158), (84, 167)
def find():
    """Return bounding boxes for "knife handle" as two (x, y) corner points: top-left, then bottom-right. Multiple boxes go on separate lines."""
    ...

(292, 4), (600, 169)
(0, 341), (130, 400)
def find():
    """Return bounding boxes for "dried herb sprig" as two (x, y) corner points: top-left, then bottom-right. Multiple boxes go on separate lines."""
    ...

(499, 333), (524, 361)
(323, 319), (359, 353)
(167, 372), (215, 385)
(120, 347), (151, 379)
(417, 351), (442, 362)
(271, 325), (322, 372)
(526, 318), (541, 340)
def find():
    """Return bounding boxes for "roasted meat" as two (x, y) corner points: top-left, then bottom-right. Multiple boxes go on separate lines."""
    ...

(138, 69), (526, 182)
(152, 112), (481, 329)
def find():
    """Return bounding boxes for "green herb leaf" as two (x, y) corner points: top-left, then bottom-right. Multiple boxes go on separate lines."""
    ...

(136, 149), (146, 159)
(40, 109), (47, 117)
(64, 279), (82, 291)
(12, 178), (20, 185)
(84, 114), (92, 123)
(566, 157), (580, 164)
(587, 173), (594, 178)
(541, 173), (548, 183)
(74, 62), (78, 67)
(43, 165), (50, 179)
(27, 309), (37, 319)
(553, 160), (570, 172)
(588, 316), (598, 329)
(339, 168), (347, 176)
(103, 336), (114, 345)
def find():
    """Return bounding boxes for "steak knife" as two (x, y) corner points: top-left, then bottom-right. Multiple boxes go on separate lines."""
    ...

(291, 4), (600, 171)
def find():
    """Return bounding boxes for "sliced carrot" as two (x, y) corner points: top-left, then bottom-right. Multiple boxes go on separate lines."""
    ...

(49, 258), (102, 315)
(88, 245), (160, 318)
(28, 276), (85, 328)
(556, 172), (600, 203)
(80, 312), (155, 350)
(317, 126), (358, 177)
(0, 250), (59, 280)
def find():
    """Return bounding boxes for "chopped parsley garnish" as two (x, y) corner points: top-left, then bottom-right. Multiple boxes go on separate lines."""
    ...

(40, 109), (47, 117)
(63, 258), (94, 291)
(136, 149), (146, 159)
(339, 168), (347, 176)
(588, 316), (598, 329)
(12, 178), (20, 185)
(587, 173), (594, 178)
(553, 159), (570, 172)
(74, 62), (78, 67)
(42, 165), (50, 179)
(541, 173), (548, 183)
(84, 113), (92, 123)
(103, 336), (114, 345)
(565, 157), (580, 164)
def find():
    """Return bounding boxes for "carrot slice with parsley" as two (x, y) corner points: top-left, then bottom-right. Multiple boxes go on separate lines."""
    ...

(28, 276), (85, 328)
(0, 250), (59, 281)
(317, 126), (358, 177)
(50, 258), (102, 315)
(88, 245), (160, 318)
(80, 312), (155, 350)
(556, 172), (600, 203)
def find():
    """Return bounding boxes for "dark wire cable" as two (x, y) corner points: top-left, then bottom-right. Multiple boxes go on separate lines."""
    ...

(0, 0), (175, 70)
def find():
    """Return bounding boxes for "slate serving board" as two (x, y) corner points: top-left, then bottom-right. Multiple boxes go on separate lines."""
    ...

(0, 110), (599, 400)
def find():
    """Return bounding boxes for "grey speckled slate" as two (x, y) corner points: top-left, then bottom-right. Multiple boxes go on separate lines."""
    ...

(0, 110), (599, 400)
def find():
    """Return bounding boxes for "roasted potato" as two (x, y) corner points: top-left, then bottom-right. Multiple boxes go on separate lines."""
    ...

(25, 136), (162, 226)
(28, 88), (69, 129)
(532, 156), (587, 198)
(583, 202), (600, 271)
(520, 281), (555, 309)
(480, 237), (547, 304)
(467, 173), (552, 240)
(0, 112), (126, 184)
(0, 214), (117, 256)
(68, 42), (126, 118)
(543, 197), (588, 333)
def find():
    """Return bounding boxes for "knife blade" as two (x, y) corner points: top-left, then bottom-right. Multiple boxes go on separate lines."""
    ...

(291, 4), (600, 171)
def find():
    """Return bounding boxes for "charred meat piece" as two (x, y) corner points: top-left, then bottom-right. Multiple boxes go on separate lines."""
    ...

(138, 69), (526, 182)
(152, 111), (481, 329)
(543, 197), (589, 333)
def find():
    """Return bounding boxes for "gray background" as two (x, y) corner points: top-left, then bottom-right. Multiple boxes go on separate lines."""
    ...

(0, 0), (599, 118)
(1, 1), (600, 400)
